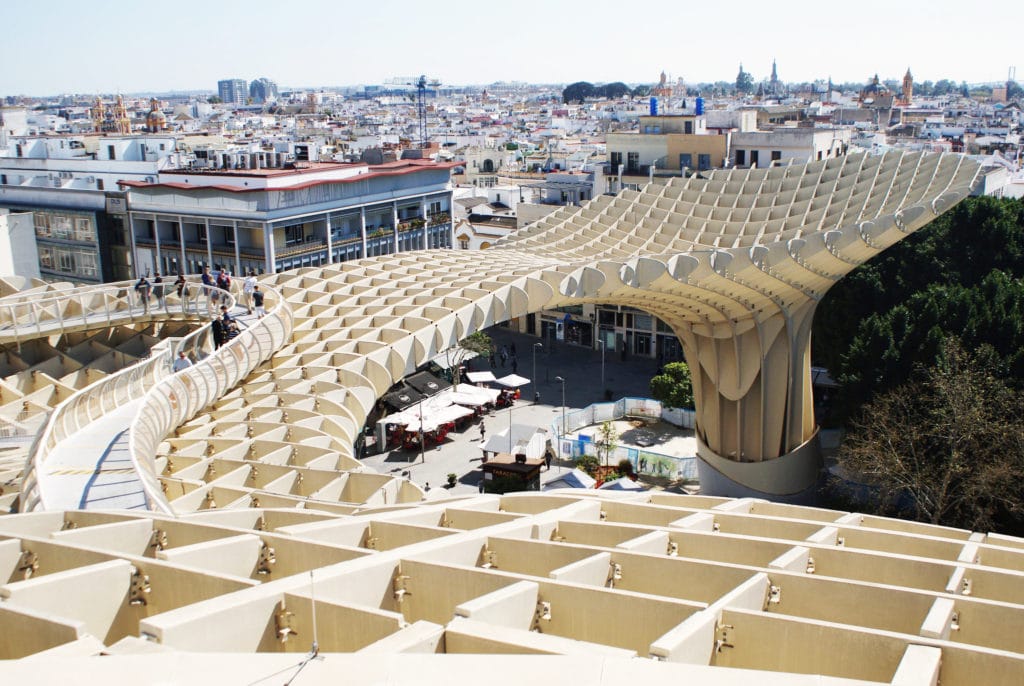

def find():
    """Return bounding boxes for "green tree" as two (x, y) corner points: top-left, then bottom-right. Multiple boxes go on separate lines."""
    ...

(735, 65), (754, 94)
(562, 81), (595, 103)
(449, 331), (492, 385)
(207, 95), (222, 104)
(631, 85), (651, 98)
(813, 196), (1024, 422)
(595, 420), (619, 469)
(835, 339), (1024, 533)
(649, 362), (694, 409)
(602, 82), (630, 99)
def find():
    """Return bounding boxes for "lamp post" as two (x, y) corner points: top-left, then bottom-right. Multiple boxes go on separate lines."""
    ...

(598, 338), (606, 399)
(554, 375), (566, 473)
(418, 397), (426, 464)
(532, 342), (542, 402)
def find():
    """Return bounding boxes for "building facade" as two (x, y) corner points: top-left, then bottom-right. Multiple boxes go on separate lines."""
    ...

(122, 159), (456, 276)
(217, 79), (248, 106)
(0, 135), (180, 282)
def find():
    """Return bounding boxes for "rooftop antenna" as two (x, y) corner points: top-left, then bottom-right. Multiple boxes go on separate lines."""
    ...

(278, 570), (321, 686)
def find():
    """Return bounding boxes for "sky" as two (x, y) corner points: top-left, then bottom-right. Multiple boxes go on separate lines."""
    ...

(2, 0), (1021, 95)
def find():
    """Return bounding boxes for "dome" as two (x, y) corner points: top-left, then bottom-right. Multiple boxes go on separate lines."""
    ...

(146, 109), (167, 130)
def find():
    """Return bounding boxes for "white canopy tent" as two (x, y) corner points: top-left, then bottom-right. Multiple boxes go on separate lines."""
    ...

(496, 374), (531, 388)
(466, 371), (497, 383)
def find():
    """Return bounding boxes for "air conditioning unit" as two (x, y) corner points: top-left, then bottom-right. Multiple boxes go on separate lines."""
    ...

(85, 176), (95, 184)
(145, 176), (156, 183)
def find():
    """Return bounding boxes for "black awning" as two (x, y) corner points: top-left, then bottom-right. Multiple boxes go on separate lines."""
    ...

(405, 370), (451, 396)
(381, 385), (426, 413)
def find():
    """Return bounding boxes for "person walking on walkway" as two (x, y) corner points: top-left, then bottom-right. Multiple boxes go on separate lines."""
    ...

(479, 420), (486, 442)
(243, 271), (257, 314)
(175, 273), (188, 312)
(134, 275), (151, 313)
(252, 286), (266, 318)
(201, 267), (216, 313)
(172, 350), (193, 372)
(153, 273), (165, 309)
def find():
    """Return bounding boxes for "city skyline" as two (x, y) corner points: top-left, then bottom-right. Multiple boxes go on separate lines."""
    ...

(1, 0), (1020, 96)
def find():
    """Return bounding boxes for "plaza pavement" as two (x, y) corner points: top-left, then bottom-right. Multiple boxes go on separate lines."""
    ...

(359, 326), (695, 497)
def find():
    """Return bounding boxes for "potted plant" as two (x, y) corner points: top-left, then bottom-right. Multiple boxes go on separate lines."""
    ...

(446, 473), (458, 488)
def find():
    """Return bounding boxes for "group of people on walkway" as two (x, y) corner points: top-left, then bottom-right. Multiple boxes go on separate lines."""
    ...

(489, 343), (519, 373)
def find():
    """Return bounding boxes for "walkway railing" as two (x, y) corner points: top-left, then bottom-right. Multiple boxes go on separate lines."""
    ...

(0, 275), (236, 346)
(127, 286), (293, 514)
(553, 397), (699, 481)
(17, 282), (233, 512)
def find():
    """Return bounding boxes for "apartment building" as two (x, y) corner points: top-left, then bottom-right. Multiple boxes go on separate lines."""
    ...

(731, 126), (851, 167)
(0, 135), (182, 282)
(606, 114), (731, 189)
(122, 158), (457, 276)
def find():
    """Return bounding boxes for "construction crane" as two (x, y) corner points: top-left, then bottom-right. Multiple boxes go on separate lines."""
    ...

(416, 75), (427, 149)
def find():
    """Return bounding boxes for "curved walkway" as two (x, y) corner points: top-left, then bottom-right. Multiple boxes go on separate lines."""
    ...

(28, 305), (257, 512)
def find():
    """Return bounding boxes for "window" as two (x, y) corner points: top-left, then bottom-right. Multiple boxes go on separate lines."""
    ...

(428, 200), (442, 215)
(626, 152), (639, 173)
(76, 251), (97, 277)
(58, 250), (75, 273)
(108, 145), (116, 160)
(39, 247), (53, 268)
(750, 150), (760, 167)
(684, 121), (693, 134)
(74, 217), (94, 242)
(97, 179), (104, 191)
(285, 224), (304, 244)
(197, 225), (207, 242)
(771, 150), (782, 163)
(34, 214), (51, 237)
(817, 151), (823, 161)
(735, 149), (746, 166)
(697, 154), (711, 171)
(610, 151), (622, 170)
(223, 226), (235, 246)
(52, 215), (73, 239)
(459, 239), (469, 250)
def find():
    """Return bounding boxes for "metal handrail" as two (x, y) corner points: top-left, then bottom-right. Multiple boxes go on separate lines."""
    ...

(127, 285), (293, 514)
(0, 275), (239, 346)
(17, 282), (235, 512)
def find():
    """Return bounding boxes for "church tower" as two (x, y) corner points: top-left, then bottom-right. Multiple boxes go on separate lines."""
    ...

(901, 68), (913, 106)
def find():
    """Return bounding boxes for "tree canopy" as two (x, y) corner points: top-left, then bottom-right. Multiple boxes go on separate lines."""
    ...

(562, 81), (638, 103)
(813, 196), (1024, 423)
(649, 362), (694, 409)
(834, 339), (1024, 533)
(735, 65), (754, 94)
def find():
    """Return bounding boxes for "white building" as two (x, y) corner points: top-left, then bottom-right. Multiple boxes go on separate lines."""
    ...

(0, 209), (40, 279)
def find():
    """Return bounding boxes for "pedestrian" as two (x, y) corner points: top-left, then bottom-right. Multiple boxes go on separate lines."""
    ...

(545, 450), (552, 470)
(479, 420), (486, 442)
(211, 318), (225, 349)
(243, 271), (257, 314)
(153, 273), (165, 308)
(172, 350), (193, 372)
(201, 266), (216, 312)
(252, 285), (265, 318)
(134, 275), (151, 312)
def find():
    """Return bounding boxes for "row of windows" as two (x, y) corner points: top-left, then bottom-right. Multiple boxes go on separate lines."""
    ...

(39, 245), (99, 278)
(34, 213), (96, 242)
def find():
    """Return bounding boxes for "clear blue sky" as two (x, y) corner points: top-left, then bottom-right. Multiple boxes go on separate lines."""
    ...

(2, 0), (1020, 95)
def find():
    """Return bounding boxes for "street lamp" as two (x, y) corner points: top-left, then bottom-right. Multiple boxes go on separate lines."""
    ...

(418, 397), (426, 464)
(532, 342), (542, 402)
(598, 338), (606, 399)
(554, 375), (566, 473)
